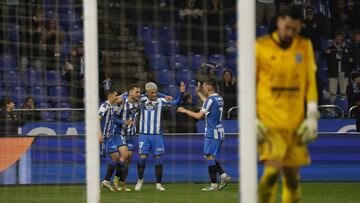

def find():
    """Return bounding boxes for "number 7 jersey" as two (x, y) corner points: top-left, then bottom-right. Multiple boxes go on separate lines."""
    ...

(201, 93), (225, 140)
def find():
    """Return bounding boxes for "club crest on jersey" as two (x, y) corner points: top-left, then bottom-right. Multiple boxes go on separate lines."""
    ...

(295, 53), (302, 64)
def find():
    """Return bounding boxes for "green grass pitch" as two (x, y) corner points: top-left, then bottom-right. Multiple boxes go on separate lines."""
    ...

(1, 182), (360, 203)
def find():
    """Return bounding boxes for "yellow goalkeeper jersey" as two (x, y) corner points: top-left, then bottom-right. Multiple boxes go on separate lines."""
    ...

(256, 32), (318, 130)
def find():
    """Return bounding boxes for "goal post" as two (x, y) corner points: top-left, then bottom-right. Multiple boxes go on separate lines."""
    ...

(84, 0), (100, 203)
(237, 0), (257, 203)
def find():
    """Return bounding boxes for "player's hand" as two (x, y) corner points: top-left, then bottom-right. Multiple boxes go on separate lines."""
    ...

(256, 118), (268, 144)
(177, 107), (187, 113)
(180, 82), (186, 93)
(115, 96), (123, 104)
(296, 102), (319, 144)
(165, 96), (173, 101)
(196, 82), (202, 93)
(98, 133), (104, 144)
(125, 120), (134, 126)
(325, 48), (331, 54)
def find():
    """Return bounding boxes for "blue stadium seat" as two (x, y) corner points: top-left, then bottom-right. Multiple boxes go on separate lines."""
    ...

(24, 69), (43, 87)
(169, 54), (189, 69)
(45, 70), (63, 86)
(0, 55), (17, 71)
(256, 25), (268, 37)
(176, 69), (195, 84)
(156, 26), (174, 41)
(0, 86), (5, 99)
(69, 25), (83, 44)
(161, 40), (180, 55)
(224, 26), (235, 41)
(189, 54), (206, 70)
(28, 86), (48, 104)
(8, 86), (27, 104)
(157, 69), (176, 85)
(145, 40), (163, 55)
(138, 26), (153, 42)
(44, 10), (57, 21)
(162, 84), (180, 97)
(7, 23), (19, 42)
(48, 86), (70, 102)
(208, 54), (227, 67)
(39, 102), (56, 121)
(226, 40), (236, 54)
(186, 83), (198, 104)
(56, 102), (72, 121)
(3, 71), (22, 87)
(148, 54), (169, 70)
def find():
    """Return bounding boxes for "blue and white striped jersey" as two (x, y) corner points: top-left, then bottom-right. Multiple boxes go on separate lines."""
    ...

(114, 97), (140, 136)
(139, 95), (182, 135)
(200, 93), (225, 139)
(98, 101), (117, 139)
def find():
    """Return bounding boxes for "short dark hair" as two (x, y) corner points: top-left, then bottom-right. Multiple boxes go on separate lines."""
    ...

(280, 5), (303, 21)
(352, 72), (360, 81)
(105, 88), (117, 99)
(205, 80), (217, 89)
(127, 84), (140, 93)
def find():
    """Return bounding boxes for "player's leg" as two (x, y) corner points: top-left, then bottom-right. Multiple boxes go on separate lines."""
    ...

(213, 140), (231, 190)
(258, 130), (287, 203)
(258, 161), (281, 203)
(114, 144), (130, 191)
(135, 134), (149, 191)
(101, 145), (119, 192)
(282, 167), (301, 203)
(202, 138), (219, 191)
(124, 136), (135, 183)
(153, 134), (165, 191)
(328, 77), (338, 104)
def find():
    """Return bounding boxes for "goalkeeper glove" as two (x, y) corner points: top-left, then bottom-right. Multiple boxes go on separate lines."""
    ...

(256, 118), (268, 144)
(296, 101), (319, 144)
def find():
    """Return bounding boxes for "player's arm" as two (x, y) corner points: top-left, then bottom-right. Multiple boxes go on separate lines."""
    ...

(177, 107), (205, 120)
(97, 103), (108, 143)
(98, 115), (103, 144)
(163, 82), (186, 106)
(297, 40), (319, 144)
(196, 82), (207, 102)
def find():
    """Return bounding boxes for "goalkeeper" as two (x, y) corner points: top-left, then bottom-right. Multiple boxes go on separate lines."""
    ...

(256, 5), (318, 203)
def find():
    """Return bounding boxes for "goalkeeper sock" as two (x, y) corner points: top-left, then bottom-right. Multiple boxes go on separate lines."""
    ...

(215, 160), (225, 175)
(137, 157), (146, 180)
(116, 161), (126, 182)
(258, 166), (280, 203)
(282, 170), (301, 203)
(208, 160), (217, 183)
(105, 160), (117, 181)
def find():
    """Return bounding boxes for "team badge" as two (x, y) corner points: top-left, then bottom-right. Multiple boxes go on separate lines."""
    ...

(295, 53), (302, 64)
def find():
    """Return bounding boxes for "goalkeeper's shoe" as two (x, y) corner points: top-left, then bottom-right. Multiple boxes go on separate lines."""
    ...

(155, 183), (166, 191)
(101, 180), (115, 192)
(219, 175), (231, 190)
(134, 179), (144, 191)
(201, 184), (218, 191)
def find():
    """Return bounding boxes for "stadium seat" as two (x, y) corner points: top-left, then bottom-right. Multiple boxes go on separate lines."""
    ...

(3, 71), (22, 87)
(156, 26), (174, 41)
(28, 86), (49, 104)
(224, 26), (235, 41)
(0, 86), (5, 99)
(148, 54), (169, 70)
(208, 54), (227, 67)
(186, 83), (198, 104)
(169, 54), (189, 69)
(145, 40), (163, 55)
(226, 40), (236, 54)
(45, 70), (63, 86)
(157, 69), (176, 85)
(56, 102), (72, 121)
(7, 23), (19, 42)
(162, 84), (180, 97)
(189, 54), (206, 70)
(176, 69), (195, 84)
(48, 86), (70, 102)
(8, 86), (27, 104)
(38, 102), (56, 121)
(138, 26), (153, 42)
(256, 25), (268, 37)
(0, 55), (17, 71)
(24, 69), (43, 87)
(161, 40), (180, 55)
(69, 25), (84, 44)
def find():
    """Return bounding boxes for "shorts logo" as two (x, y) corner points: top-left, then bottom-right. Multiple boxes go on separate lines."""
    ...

(295, 53), (302, 64)
(156, 148), (163, 151)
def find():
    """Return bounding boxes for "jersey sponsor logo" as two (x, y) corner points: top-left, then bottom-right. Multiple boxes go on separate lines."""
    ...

(295, 53), (303, 64)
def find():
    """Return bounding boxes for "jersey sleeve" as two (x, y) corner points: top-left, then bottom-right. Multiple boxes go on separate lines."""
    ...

(305, 40), (318, 103)
(98, 103), (108, 117)
(160, 93), (183, 106)
(201, 98), (213, 114)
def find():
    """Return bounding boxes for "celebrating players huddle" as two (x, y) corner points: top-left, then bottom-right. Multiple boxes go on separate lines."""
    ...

(98, 81), (231, 192)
